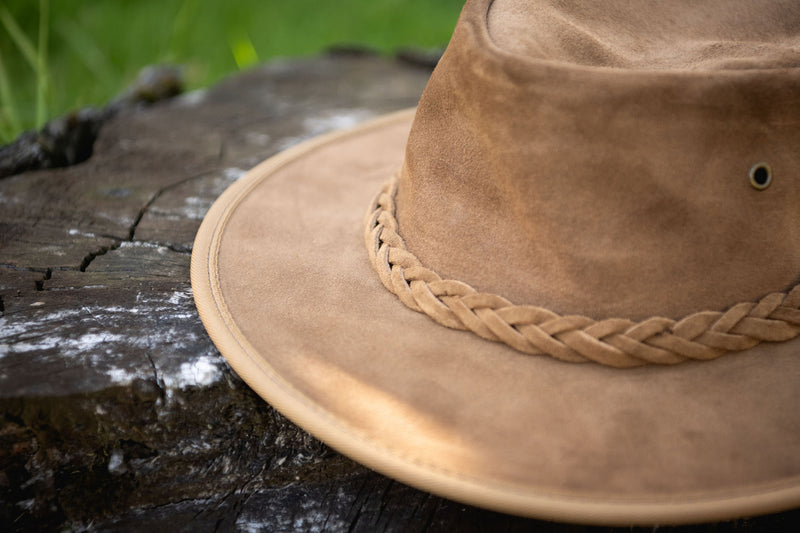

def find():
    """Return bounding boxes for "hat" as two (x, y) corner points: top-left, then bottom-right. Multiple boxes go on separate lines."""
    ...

(191, 0), (800, 525)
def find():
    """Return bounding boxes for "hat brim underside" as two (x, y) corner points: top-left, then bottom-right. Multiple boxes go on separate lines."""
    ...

(191, 109), (800, 526)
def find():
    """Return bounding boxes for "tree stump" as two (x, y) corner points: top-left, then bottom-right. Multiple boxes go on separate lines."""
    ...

(1, 53), (798, 532)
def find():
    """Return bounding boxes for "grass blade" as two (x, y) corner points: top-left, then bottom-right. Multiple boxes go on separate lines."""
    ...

(36, 0), (50, 129)
(228, 29), (259, 70)
(170, 0), (199, 59)
(0, 53), (22, 141)
(0, 4), (38, 70)
(56, 18), (116, 90)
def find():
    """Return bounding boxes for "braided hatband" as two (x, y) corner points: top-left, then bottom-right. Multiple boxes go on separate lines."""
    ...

(364, 175), (800, 368)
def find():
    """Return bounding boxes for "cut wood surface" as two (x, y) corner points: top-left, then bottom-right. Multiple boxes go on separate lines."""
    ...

(1, 54), (797, 532)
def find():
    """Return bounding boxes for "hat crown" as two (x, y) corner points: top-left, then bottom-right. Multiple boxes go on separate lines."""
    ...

(396, 0), (800, 320)
(490, 0), (800, 71)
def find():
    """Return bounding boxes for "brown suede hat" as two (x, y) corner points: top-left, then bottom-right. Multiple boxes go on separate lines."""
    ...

(191, 0), (800, 525)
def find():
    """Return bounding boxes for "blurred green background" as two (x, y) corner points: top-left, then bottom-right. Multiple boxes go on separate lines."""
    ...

(0, 0), (463, 144)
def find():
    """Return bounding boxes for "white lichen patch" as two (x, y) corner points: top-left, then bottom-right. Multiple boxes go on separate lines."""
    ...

(68, 228), (98, 238)
(276, 108), (375, 151)
(180, 196), (213, 220)
(238, 521), (267, 533)
(223, 167), (248, 181)
(168, 289), (192, 305)
(106, 366), (150, 385)
(0, 317), (27, 338)
(76, 332), (128, 348)
(166, 354), (223, 389)
(175, 88), (207, 107)
(1, 293), (223, 396)
(107, 449), (126, 474)
(0, 308), (83, 340)
(8, 336), (60, 353)
(119, 241), (169, 253)
(244, 131), (271, 147)
(235, 489), (348, 533)
(303, 108), (375, 136)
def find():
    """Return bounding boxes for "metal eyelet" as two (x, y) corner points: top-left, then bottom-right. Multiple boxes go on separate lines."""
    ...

(749, 163), (772, 190)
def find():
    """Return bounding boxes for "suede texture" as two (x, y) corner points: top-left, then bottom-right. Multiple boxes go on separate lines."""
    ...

(398, 0), (800, 320)
(195, 112), (800, 523)
(192, 0), (800, 524)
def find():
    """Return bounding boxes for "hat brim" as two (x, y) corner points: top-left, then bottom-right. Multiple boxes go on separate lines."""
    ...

(191, 109), (800, 526)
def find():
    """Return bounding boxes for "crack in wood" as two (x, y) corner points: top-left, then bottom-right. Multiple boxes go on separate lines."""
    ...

(144, 351), (165, 396)
(128, 191), (164, 241)
(1, 66), (184, 180)
(3, 167), (219, 283)
(0, 264), (50, 273)
(421, 497), (443, 533)
(0, 264), (53, 294)
(76, 172), (201, 271)
(34, 268), (52, 291)
(345, 476), (373, 533)
(374, 478), (395, 529)
(78, 241), (122, 272)
(233, 491), (256, 531)
(317, 483), (338, 533)
(128, 168), (219, 243)
(69, 168), (218, 275)
(214, 490), (245, 533)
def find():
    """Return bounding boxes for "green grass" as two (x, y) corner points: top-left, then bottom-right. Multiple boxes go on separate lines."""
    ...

(0, 0), (463, 144)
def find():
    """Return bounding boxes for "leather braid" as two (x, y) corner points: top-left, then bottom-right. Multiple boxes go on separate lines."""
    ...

(364, 175), (800, 368)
